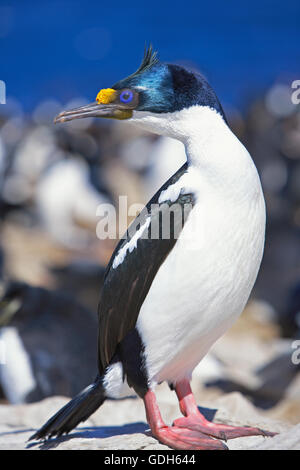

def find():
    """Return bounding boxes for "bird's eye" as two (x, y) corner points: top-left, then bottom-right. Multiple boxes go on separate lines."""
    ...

(120, 90), (134, 103)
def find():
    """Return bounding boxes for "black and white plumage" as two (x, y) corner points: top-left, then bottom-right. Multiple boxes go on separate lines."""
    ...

(30, 47), (275, 449)
(98, 162), (194, 396)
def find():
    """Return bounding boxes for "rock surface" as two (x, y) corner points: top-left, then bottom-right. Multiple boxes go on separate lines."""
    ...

(0, 387), (297, 450)
(1, 301), (299, 451)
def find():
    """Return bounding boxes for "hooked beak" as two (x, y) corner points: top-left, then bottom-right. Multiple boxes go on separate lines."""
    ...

(54, 101), (133, 124)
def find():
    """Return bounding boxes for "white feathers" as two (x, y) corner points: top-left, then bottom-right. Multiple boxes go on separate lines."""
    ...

(102, 362), (135, 398)
(105, 105), (265, 393)
(134, 86), (148, 91)
(112, 216), (151, 269)
(158, 167), (202, 204)
(132, 106), (266, 386)
(158, 182), (183, 204)
(143, 137), (186, 201)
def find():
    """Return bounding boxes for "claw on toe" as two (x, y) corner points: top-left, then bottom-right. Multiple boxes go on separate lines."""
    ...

(219, 431), (227, 442)
(258, 428), (278, 438)
(173, 415), (277, 441)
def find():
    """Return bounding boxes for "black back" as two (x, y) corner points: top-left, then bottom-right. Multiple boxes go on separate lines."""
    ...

(97, 162), (196, 374)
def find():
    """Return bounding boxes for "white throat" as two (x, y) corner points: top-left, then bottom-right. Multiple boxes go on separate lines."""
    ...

(130, 106), (263, 200)
(131, 105), (224, 142)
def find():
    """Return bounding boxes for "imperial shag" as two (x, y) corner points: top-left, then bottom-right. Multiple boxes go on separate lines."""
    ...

(30, 46), (275, 450)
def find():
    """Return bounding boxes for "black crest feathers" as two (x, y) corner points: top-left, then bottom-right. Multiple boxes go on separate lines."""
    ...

(136, 44), (159, 74)
(112, 44), (159, 89)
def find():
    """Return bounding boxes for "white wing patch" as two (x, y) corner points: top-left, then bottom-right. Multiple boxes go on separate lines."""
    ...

(158, 168), (201, 204)
(112, 216), (151, 269)
(158, 181), (183, 204)
(112, 168), (201, 270)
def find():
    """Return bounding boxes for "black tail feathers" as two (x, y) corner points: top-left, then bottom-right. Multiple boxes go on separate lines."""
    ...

(29, 376), (106, 441)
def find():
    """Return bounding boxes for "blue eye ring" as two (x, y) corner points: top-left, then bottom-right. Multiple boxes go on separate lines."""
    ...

(120, 89), (134, 103)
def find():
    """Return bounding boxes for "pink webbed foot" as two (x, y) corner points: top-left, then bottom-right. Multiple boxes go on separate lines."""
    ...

(173, 415), (276, 441)
(174, 379), (277, 442)
(153, 425), (228, 450)
(143, 389), (227, 450)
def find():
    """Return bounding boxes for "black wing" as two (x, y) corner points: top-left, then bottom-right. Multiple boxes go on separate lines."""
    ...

(97, 162), (195, 373)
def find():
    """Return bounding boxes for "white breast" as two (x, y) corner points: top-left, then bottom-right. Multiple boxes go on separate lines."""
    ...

(135, 107), (266, 387)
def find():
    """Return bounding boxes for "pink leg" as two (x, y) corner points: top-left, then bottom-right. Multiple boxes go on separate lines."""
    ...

(143, 389), (227, 450)
(173, 380), (276, 441)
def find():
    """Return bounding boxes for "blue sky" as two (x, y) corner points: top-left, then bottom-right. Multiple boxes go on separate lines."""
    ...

(1, 0), (300, 112)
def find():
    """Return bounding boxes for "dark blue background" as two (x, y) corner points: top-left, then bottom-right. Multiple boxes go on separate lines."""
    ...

(1, 0), (300, 111)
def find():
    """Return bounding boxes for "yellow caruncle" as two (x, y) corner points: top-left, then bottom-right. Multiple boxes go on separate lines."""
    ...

(96, 88), (117, 104)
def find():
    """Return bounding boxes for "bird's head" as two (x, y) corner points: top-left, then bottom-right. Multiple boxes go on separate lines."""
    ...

(55, 46), (226, 141)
